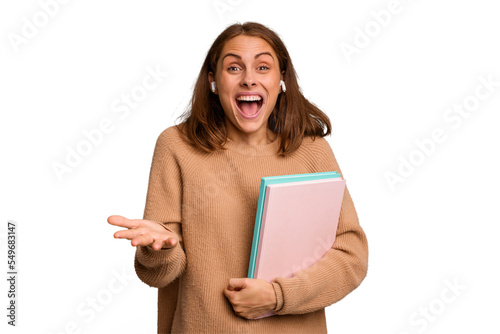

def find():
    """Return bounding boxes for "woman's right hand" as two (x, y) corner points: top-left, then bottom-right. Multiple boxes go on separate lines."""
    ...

(108, 215), (179, 250)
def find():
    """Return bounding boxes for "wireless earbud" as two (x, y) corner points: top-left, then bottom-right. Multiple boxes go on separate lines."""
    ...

(280, 80), (286, 93)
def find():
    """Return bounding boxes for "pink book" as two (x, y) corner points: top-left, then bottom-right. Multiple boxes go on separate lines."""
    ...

(252, 177), (346, 319)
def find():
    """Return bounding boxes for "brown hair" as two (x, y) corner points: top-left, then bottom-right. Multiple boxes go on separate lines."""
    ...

(175, 22), (331, 157)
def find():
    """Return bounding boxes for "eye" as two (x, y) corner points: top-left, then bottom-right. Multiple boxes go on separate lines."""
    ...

(257, 65), (270, 71)
(227, 66), (241, 72)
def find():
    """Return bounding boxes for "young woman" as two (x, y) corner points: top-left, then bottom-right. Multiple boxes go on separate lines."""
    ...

(108, 22), (368, 333)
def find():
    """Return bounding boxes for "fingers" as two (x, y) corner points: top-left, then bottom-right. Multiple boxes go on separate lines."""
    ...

(224, 278), (273, 320)
(131, 235), (178, 249)
(114, 227), (178, 249)
(107, 215), (140, 229)
(108, 215), (163, 233)
(228, 278), (246, 290)
(113, 227), (143, 240)
(109, 215), (178, 250)
(163, 237), (178, 249)
(223, 288), (233, 303)
(130, 234), (153, 247)
(154, 237), (177, 250)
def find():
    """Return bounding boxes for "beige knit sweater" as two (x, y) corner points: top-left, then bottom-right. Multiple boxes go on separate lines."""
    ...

(134, 124), (368, 334)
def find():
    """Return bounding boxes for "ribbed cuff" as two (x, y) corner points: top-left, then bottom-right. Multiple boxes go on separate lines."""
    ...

(271, 281), (284, 312)
(136, 243), (179, 268)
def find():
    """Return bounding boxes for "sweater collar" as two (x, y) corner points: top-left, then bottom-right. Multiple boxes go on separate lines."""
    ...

(223, 135), (281, 157)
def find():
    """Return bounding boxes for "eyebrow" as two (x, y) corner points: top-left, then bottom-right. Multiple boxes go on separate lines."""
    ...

(222, 51), (274, 62)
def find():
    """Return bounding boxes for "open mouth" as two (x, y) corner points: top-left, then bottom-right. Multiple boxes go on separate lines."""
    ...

(235, 94), (264, 119)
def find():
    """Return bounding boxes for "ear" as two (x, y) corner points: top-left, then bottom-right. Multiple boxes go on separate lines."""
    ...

(208, 72), (217, 94)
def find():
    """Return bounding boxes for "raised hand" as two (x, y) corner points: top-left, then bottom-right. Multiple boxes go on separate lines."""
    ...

(108, 215), (179, 250)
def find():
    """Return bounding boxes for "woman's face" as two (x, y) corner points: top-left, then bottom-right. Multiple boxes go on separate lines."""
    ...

(209, 35), (283, 145)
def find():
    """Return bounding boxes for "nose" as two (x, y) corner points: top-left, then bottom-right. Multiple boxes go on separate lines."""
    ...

(240, 70), (256, 88)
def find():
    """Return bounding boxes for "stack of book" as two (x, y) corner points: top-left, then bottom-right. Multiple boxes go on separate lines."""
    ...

(247, 171), (346, 319)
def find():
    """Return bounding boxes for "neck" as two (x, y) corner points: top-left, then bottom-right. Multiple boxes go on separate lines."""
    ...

(226, 125), (277, 147)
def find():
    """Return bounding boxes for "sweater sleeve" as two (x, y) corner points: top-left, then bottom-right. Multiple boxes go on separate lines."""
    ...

(270, 137), (368, 315)
(134, 129), (187, 289)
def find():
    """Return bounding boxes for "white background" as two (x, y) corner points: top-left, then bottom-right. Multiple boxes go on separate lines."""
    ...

(1, 0), (499, 333)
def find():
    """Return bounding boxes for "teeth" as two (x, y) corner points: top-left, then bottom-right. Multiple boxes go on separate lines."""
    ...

(236, 95), (262, 102)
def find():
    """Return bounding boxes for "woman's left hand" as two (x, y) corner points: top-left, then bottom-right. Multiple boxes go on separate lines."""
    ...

(223, 278), (277, 319)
